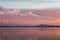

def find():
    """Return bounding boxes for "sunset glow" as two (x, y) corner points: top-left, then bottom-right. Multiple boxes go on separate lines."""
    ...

(0, 0), (60, 26)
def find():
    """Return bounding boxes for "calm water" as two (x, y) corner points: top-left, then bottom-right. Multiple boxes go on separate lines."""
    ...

(0, 27), (60, 40)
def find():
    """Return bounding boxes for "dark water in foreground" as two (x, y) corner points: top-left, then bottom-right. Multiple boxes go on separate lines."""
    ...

(0, 27), (60, 40)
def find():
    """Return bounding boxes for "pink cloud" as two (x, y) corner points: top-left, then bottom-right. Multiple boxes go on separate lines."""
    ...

(6, 9), (20, 15)
(0, 19), (9, 23)
(13, 9), (20, 13)
(0, 12), (4, 15)
(28, 12), (40, 17)
(20, 14), (25, 16)
(6, 11), (14, 14)
(17, 12), (40, 17)
(0, 7), (8, 10)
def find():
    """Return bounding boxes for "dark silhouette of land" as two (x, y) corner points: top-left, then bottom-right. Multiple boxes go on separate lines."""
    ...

(0, 24), (60, 27)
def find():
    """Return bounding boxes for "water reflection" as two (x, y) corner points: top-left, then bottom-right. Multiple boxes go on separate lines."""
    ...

(0, 28), (60, 40)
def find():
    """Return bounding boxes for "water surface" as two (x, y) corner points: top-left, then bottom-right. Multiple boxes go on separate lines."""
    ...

(0, 27), (60, 40)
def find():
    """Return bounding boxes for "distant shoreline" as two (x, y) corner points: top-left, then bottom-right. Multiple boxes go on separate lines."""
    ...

(0, 27), (60, 29)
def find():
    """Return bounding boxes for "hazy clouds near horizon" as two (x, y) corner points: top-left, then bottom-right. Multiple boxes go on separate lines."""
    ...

(0, 7), (60, 26)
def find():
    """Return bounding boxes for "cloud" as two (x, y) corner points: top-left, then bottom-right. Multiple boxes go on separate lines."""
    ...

(0, 6), (8, 11)
(18, 12), (40, 17)
(0, 19), (8, 23)
(28, 12), (40, 17)
(17, 19), (21, 21)
(12, 11), (40, 17)
(13, 9), (20, 13)
(0, 7), (60, 26)
(20, 14), (26, 16)
(0, 7), (18, 16)
(39, 4), (49, 9)
(0, 12), (4, 15)
(6, 11), (14, 14)
(6, 9), (20, 15)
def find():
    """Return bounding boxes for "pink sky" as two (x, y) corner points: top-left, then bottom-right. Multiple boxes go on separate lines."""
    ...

(0, 7), (60, 26)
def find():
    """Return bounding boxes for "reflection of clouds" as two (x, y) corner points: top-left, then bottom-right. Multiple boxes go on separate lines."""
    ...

(4, 28), (60, 38)
(55, 30), (60, 36)
(0, 28), (60, 40)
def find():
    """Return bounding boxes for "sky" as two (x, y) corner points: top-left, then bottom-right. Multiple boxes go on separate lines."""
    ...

(0, 0), (60, 26)
(0, 0), (60, 9)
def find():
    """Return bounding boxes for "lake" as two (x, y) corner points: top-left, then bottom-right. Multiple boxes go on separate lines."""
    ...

(0, 27), (60, 40)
